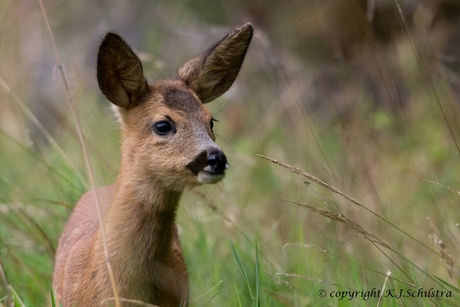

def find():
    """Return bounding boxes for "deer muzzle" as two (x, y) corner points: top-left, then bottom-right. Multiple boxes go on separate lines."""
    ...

(187, 150), (229, 184)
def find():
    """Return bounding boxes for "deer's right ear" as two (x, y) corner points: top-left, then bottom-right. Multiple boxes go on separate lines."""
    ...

(97, 32), (149, 109)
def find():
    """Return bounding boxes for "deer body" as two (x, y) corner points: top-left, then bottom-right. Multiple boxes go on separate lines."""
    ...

(52, 24), (253, 306)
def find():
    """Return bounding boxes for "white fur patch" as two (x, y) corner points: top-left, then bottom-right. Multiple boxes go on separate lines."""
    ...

(197, 171), (225, 184)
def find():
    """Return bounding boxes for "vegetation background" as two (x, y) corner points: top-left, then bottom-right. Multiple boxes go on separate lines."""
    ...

(1, 0), (460, 306)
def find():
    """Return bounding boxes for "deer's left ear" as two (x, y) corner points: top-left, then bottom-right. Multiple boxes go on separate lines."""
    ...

(176, 23), (253, 104)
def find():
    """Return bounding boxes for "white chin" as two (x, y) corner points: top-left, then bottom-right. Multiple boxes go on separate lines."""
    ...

(197, 171), (225, 184)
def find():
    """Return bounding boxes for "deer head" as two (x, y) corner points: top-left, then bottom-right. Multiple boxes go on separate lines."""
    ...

(96, 24), (253, 190)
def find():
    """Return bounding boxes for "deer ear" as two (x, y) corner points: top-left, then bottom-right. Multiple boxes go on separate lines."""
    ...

(97, 32), (149, 109)
(177, 23), (253, 104)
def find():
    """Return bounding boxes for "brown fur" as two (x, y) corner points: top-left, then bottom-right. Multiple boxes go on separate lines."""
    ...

(52, 24), (253, 306)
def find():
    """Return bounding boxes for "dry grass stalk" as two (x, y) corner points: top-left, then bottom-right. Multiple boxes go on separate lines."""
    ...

(259, 155), (443, 287)
(191, 280), (223, 304)
(394, 0), (460, 156)
(376, 270), (391, 307)
(259, 154), (390, 247)
(37, 1), (120, 305)
(0, 75), (87, 186)
(275, 272), (352, 290)
(423, 179), (460, 197)
(263, 271), (297, 290)
(258, 154), (363, 208)
(282, 243), (416, 288)
(427, 217), (458, 279)
(0, 260), (13, 307)
(286, 200), (390, 249)
(259, 155), (442, 261)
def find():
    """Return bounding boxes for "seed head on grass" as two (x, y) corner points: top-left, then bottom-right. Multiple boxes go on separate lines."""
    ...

(258, 154), (389, 249)
(285, 199), (390, 249)
(427, 217), (458, 279)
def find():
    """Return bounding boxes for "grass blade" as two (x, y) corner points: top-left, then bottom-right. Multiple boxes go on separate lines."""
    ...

(255, 241), (260, 307)
(229, 239), (254, 300)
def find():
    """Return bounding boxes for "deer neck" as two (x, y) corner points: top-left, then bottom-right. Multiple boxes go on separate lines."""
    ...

(105, 162), (183, 263)
(95, 150), (188, 302)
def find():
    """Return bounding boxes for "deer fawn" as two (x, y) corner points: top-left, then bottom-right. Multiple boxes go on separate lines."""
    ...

(52, 23), (253, 306)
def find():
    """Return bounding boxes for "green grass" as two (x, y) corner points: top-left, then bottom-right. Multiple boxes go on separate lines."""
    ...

(2, 87), (460, 307)
(2, 1), (460, 306)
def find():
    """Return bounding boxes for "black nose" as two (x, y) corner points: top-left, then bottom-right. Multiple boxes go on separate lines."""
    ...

(208, 151), (229, 174)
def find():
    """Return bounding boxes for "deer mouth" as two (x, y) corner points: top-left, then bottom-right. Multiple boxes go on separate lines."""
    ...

(197, 170), (226, 184)
(197, 165), (228, 184)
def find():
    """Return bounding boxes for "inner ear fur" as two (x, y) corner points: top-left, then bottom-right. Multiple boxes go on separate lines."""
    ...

(176, 23), (253, 104)
(97, 32), (149, 109)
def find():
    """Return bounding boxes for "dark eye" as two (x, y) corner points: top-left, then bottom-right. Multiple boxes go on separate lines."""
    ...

(210, 118), (217, 131)
(153, 121), (175, 135)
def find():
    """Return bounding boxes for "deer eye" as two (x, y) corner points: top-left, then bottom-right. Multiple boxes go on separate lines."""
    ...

(210, 118), (217, 132)
(153, 121), (175, 135)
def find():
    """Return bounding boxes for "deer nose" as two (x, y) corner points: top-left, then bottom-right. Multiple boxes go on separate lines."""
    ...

(207, 151), (229, 174)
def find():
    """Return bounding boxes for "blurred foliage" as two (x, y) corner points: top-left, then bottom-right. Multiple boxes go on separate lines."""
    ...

(1, 0), (460, 306)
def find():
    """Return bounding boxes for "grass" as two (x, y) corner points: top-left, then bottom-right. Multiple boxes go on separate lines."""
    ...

(1, 0), (460, 306)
